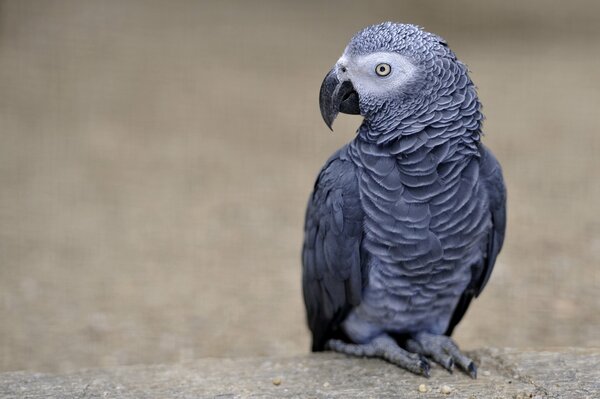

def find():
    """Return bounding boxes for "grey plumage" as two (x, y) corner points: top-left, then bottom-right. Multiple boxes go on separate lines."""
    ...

(302, 22), (506, 377)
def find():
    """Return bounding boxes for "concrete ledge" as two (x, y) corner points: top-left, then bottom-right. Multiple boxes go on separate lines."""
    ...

(1, 348), (598, 398)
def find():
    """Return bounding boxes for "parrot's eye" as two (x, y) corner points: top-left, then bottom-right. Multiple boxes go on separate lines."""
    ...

(375, 63), (391, 77)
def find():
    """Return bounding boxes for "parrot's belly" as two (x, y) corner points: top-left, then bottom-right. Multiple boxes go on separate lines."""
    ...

(342, 240), (486, 343)
(366, 250), (476, 331)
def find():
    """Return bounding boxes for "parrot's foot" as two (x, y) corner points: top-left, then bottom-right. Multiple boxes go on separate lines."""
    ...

(405, 332), (477, 378)
(326, 334), (431, 377)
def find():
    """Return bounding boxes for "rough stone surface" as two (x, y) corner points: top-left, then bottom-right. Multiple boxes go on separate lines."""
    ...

(1, 348), (598, 398)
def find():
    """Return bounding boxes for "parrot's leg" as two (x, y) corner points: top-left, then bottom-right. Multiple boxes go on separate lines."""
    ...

(405, 332), (477, 378)
(326, 334), (431, 377)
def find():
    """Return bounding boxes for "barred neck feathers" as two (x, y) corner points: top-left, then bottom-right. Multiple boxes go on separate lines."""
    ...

(350, 60), (483, 172)
(360, 44), (483, 148)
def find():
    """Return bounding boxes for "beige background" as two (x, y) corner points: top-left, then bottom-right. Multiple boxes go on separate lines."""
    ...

(1, 0), (599, 373)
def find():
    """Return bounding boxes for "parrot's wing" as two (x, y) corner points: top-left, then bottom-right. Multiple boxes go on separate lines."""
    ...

(445, 144), (507, 336)
(302, 149), (366, 351)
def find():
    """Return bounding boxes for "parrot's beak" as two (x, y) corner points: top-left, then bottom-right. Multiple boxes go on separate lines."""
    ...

(319, 68), (360, 131)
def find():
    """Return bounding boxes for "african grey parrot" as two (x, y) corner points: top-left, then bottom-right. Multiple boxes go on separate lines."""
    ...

(302, 22), (506, 377)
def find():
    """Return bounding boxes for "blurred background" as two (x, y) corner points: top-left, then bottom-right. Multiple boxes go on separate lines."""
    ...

(1, 0), (599, 373)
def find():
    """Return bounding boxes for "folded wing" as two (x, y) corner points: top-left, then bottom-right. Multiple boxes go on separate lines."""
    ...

(445, 144), (507, 335)
(302, 150), (367, 351)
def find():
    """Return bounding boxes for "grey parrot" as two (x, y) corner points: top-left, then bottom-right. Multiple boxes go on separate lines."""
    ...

(302, 22), (506, 378)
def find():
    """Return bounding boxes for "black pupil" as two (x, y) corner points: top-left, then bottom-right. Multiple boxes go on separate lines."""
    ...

(379, 65), (386, 73)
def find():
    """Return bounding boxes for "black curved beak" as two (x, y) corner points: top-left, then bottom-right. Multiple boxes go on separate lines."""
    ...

(319, 68), (360, 130)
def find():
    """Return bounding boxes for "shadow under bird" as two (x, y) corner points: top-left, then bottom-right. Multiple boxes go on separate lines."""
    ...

(302, 22), (506, 378)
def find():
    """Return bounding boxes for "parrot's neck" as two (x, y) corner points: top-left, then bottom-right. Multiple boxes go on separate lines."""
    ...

(350, 82), (482, 168)
(357, 71), (483, 150)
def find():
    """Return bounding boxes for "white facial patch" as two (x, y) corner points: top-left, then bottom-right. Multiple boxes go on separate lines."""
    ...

(336, 51), (418, 97)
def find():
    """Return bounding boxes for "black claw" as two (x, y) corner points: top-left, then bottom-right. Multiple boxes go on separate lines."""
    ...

(467, 362), (477, 379)
(445, 358), (454, 373)
(418, 355), (431, 378)
(420, 362), (431, 378)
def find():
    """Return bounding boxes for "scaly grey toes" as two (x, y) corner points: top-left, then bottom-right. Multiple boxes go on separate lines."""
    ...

(380, 352), (431, 377)
(406, 338), (454, 372)
(382, 349), (431, 377)
(407, 333), (477, 378)
(325, 335), (431, 377)
(436, 354), (454, 372)
(440, 337), (477, 378)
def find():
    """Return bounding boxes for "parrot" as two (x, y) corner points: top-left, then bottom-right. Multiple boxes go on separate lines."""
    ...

(302, 22), (506, 378)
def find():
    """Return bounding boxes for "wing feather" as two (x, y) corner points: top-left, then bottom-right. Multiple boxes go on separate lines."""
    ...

(302, 149), (366, 351)
(445, 144), (506, 335)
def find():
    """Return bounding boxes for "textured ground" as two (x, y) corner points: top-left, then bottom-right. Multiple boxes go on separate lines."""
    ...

(1, 1), (599, 373)
(1, 349), (599, 399)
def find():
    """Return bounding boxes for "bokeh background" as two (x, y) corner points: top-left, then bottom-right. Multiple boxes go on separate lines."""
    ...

(1, 0), (599, 373)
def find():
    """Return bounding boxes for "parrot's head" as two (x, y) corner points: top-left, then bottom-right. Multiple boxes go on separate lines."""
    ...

(320, 22), (468, 133)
